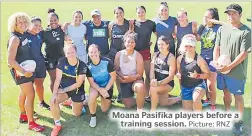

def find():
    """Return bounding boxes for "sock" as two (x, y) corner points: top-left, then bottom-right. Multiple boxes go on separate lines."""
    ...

(54, 120), (61, 126)
(91, 113), (96, 117)
(40, 100), (45, 104)
(137, 108), (143, 112)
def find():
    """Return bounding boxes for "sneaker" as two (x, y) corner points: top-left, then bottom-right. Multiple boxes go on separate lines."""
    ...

(210, 105), (216, 111)
(202, 99), (210, 107)
(33, 111), (39, 120)
(19, 113), (28, 123)
(232, 121), (243, 136)
(28, 121), (45, 132)
(51, 125), (62, 136)
(39, 101), (50, 110)
(145, 96), (151, 103)
(89, 116), (97, 128)
(82, 107), (86, 114)
(62, 99), (72, 106)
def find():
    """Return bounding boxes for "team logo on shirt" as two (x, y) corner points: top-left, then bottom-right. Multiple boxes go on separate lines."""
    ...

(49, 63), (54, 69)
(52, 31), (60, 38)
(135, 21), (141, 27)
(22, 38), (29, 46)
(93, 29), (106, 37)
(64, 66), (68, 70)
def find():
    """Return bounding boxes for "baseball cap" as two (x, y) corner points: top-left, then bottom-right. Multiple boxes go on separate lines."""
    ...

(181, 34), (197, 47)
(91, 9), (101, 17)
(224, 4), (242, 14)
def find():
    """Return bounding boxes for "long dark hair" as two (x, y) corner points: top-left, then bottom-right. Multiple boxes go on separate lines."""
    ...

(207, 8), (219, 20)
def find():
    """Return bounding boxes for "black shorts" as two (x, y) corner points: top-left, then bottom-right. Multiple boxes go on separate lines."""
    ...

(65, 84), (85, 103)
(99, 87), (113, 99)
(10, 68), (35, 85)
(168, 80), (175, 88)
(120, 82), (134, 98)
(120, 78), (145, 98)
(45, 57), (59, 70)
(35, 60), (46, 78)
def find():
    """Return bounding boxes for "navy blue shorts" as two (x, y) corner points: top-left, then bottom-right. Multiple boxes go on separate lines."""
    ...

(203, 57), (216, 72)
(45, 57), (59, 70)
(10, 68), (35, 85)
(217, 73), (245, 95)
(181, 81), (207, 100)
(34, 61), (46, 78)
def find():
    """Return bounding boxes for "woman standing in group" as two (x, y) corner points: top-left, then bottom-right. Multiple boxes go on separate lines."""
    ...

(197, 8), (221, 110)
(149, 36), (181, 111)
(50, 44), (87, 136)
(173, 9), (197, 57)
(65, 10), (87, 63)
(154, 2), (178, 56)
(87, 44), (116, 128)
(42, 8), (65, 93)
(108, 6), (133, 102)
(26, 16), (50, 110)
(114, 31), (145, 111)
(133, 6), (157, 101)
(7, 12), (44, 132)
(177, 34), (210, 111)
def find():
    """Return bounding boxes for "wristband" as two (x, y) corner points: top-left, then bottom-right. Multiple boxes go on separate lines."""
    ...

(196, 74), (201, 79)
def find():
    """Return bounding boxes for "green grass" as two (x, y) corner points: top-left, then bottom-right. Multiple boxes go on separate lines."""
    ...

(1, 2), (251, 136)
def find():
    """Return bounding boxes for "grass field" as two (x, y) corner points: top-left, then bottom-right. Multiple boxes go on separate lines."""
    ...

(1, 2), (251, 136)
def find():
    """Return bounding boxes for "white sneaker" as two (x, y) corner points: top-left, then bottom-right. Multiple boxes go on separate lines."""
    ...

(89, 116), (97, 128)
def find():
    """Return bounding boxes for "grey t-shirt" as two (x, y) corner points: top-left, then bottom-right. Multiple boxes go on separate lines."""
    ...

(66, 24), (87, 63)
(215, 24), (251, 80)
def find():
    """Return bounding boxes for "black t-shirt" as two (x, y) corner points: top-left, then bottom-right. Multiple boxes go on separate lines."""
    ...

(134, 19), (156, 51)
(42, 26), (65, 60)
(110, 19), (129, 52)
(57, 57), (87, 88)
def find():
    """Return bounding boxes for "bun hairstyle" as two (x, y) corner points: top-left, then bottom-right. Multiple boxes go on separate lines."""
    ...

(207, 8), (219, 20)
(47, 8), (59, 19)
(160, 2), (168, 8)
(48, 8), (55, 14)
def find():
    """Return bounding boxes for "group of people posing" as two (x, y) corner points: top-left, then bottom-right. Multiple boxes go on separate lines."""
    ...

(7, 2), (250, 136)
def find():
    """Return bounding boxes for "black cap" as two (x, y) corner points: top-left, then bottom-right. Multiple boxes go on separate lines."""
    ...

(224, 4), (242, 14)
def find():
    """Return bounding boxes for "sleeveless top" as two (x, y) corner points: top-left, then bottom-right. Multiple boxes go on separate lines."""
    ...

(8, 32), (33, 64)
(176, 22), (193, 50)
(154, 52), (172, 81)
(119, 50), (137, 76)
(180, 54), (203, 88)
